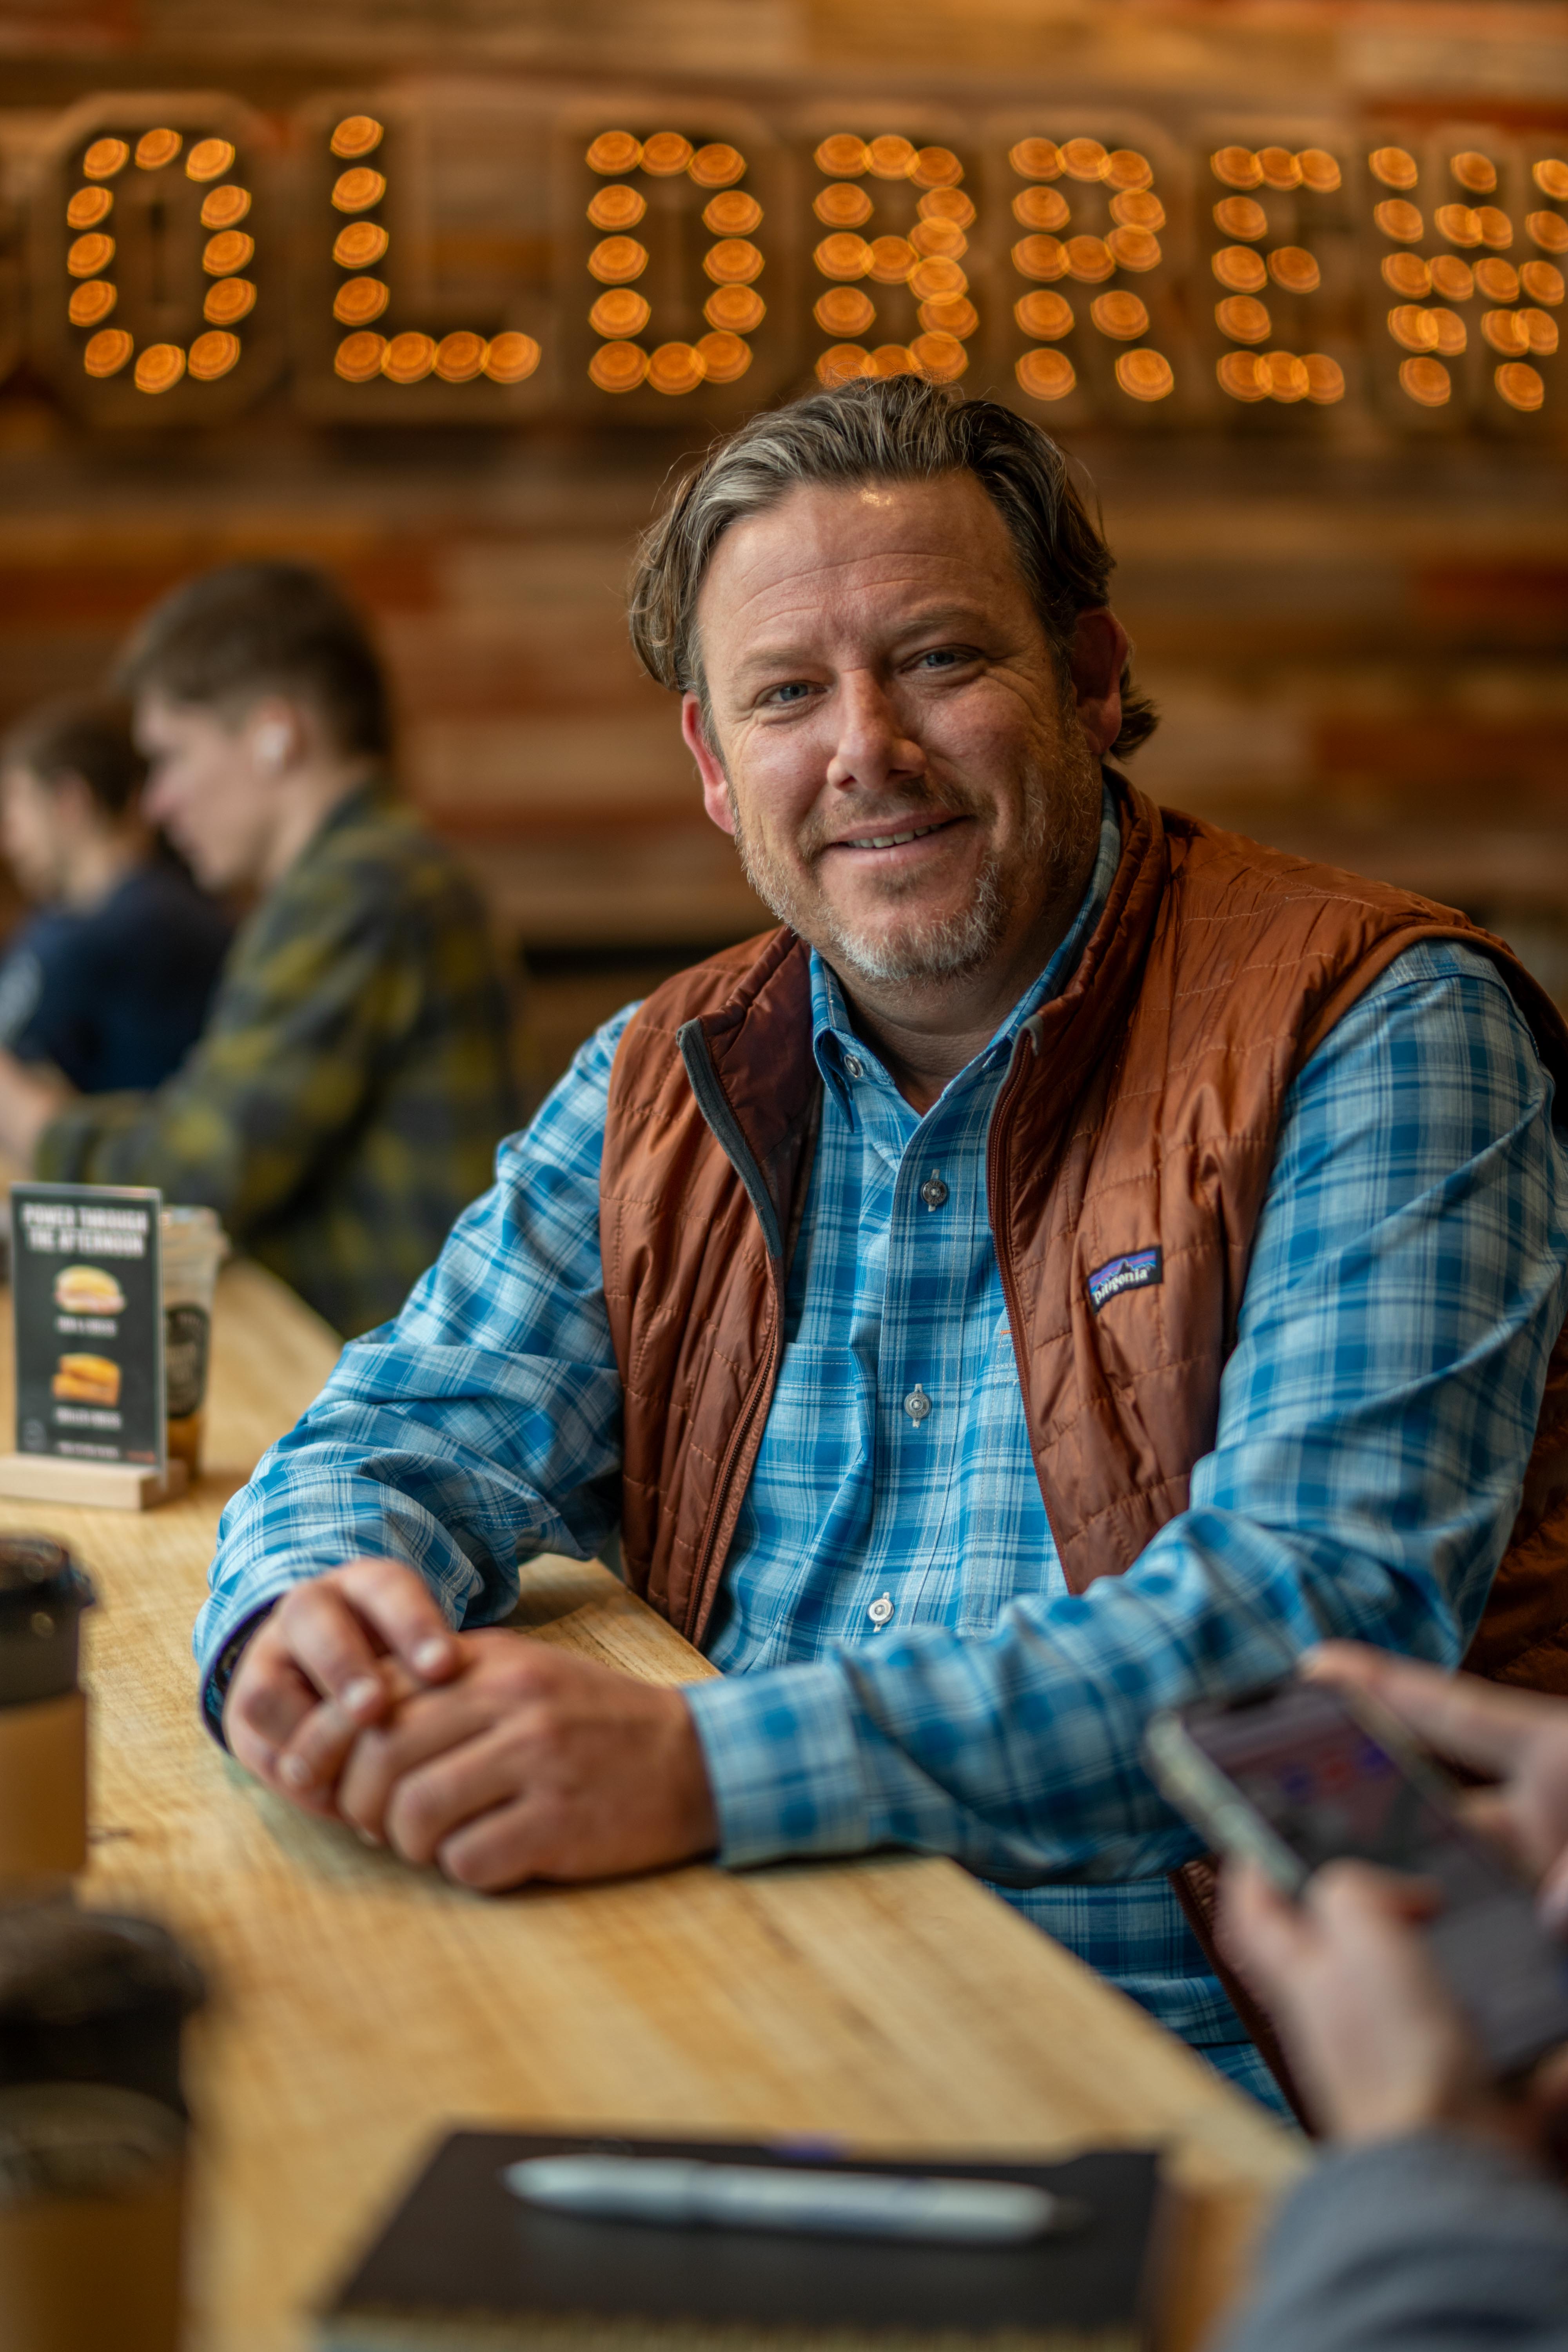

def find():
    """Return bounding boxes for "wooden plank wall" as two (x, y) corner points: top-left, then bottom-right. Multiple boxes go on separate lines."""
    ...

(0, 1), (1564, 1082)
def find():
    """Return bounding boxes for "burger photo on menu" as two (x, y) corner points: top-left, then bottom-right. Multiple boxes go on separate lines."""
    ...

(51, 1354), (122, 1407)
(11, 1183), (165, 1470)
(53, 1265), (126, 1318)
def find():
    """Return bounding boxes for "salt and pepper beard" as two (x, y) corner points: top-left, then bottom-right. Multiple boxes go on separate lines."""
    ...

(723, 725), (1103, 991)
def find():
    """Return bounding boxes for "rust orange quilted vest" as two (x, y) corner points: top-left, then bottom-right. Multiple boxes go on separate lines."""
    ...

(599, 779), (1568, 1690)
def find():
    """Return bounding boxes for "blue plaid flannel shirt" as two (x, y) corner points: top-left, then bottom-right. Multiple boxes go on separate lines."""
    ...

(197, 794), (1568, 2112)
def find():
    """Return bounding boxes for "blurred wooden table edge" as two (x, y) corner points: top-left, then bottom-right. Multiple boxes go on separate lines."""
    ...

(0, 1260), (1304, 2352)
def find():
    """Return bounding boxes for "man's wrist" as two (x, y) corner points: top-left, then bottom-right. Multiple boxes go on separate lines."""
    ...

(668, 1689), (721, 1857)
(201, 1604), (277, 1748)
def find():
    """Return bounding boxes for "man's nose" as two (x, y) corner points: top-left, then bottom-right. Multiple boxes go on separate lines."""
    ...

(824, 671), (924, 794)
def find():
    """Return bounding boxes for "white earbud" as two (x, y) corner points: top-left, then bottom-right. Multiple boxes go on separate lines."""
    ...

(255, 720), (290, 773)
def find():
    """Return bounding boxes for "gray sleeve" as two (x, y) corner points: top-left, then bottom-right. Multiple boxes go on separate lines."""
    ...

(1217, 2131), (1568, 2352)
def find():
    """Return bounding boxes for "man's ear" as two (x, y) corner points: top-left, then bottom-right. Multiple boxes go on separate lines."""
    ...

(1069, 610), (1131, 760)
(682, 693), (735, 835)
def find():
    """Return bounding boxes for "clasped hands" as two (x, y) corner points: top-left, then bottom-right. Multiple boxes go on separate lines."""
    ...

(223, 1557), (720, 1890)
(226, 1572), (1568, 2151)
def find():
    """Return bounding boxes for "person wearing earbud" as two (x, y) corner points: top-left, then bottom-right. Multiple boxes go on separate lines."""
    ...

(0, 560), (516, 1338)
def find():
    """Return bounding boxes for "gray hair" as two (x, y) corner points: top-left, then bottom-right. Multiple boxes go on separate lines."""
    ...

(627, 374), (1157, 759)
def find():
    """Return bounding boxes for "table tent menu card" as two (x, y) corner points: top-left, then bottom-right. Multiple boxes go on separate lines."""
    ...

(11, 1183), (165, 1475)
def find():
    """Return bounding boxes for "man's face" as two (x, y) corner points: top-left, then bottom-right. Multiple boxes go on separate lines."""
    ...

(683, 474), (1111, 993)
(136, 693), (274, 891)
(0, 766), (67, 901)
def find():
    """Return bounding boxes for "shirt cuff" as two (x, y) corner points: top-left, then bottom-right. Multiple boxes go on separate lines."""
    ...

(684, 1659), (877, 1867)
(199, 1601), (279, 1748)
(195, 1556), (338, 1748)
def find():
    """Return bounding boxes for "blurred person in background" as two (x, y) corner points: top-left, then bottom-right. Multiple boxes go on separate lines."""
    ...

(0, 696), (230, 1094)
(0, 561), (516, 1338)
(1218, 1643), (1568, 2352)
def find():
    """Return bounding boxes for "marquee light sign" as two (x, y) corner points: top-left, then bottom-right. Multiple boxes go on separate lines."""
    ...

(31, 93), (283, 423)
(17, 87), (1566, 438)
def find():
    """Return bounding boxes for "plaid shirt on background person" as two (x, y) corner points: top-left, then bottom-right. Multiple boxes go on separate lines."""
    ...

(194, 791), (1568, 2114)
(36, 784), (517, 1338)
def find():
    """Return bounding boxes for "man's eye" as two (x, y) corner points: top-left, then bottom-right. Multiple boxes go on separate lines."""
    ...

(915, 647), (972, 671)
(764, 682), (812, 706)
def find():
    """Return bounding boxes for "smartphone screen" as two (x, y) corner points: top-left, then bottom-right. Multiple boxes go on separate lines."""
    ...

(1176, 1679), (1568, 2080)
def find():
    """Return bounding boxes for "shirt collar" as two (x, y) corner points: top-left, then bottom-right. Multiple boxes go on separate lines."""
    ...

(269, 774), (388, 891)
(809, 781), (1122, 1112)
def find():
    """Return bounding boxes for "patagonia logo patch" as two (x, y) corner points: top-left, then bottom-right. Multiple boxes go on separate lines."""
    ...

(1087, 1247), (1163, 1312)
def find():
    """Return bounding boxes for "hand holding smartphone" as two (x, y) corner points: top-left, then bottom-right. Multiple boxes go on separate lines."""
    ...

(1146, 1675), (1568, 2082)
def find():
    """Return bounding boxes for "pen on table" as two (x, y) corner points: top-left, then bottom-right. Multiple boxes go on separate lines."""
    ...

(503, 2154), (1090, 2242)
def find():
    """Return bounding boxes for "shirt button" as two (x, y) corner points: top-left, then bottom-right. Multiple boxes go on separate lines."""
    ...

(868, 1593), (894, 1628)
(843, 1053), (864, 1079)
(920, 1172), (949, 1211)
(903, 1384), (931, 1424)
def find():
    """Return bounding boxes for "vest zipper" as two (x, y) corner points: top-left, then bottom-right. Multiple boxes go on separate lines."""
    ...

(987, 1018), (1058, 1552)
(688, 1289), (783, 1645)
(677, 1018), (787, 1639)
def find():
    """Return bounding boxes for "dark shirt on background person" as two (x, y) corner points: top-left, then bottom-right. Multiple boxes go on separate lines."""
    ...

(35, 782), (515, 1339)
(0, 859), (230, 1094)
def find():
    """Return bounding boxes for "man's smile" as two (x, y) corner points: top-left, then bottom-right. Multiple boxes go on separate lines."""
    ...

(823, 813), (969, 856)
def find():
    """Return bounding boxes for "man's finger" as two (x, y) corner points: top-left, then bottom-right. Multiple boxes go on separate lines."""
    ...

(227, 1688), (307, 1785)
(275, 1657), (423, 1805)
(1303, 1644), (1546, 1776)
(383, 1728), (525, 1868)
(274, 1581), (394, 1714)
(1456, 1785), (1538, 1869)
(334, 1557), (461, 1684)
(1218, 1858), (1315, 1998)
(436, 1793), (549, 1893)
(276, 1695), (377, 1807)
(334, 1678), (501, 1842)
(1308, 1858), (1441, 1939)
(227, 1695), (343, 1817)
(227, 1648), (319, 1754)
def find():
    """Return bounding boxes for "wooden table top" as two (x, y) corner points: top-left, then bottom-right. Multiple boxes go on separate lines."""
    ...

(0, 1260), (1303, 2352)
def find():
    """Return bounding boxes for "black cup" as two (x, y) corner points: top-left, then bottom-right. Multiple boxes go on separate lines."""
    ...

(0, 1904), (204, 2352)
(0, 1539), (94, 1889)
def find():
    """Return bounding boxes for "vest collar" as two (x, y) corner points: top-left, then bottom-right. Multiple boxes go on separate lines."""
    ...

(1003, 775), (1168, 1100)
(677, 927), (816, 1262)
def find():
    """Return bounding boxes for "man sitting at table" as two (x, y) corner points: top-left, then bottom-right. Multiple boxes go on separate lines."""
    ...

(196, 380), (1568, 2113)
(0, 560), (516, 1339)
